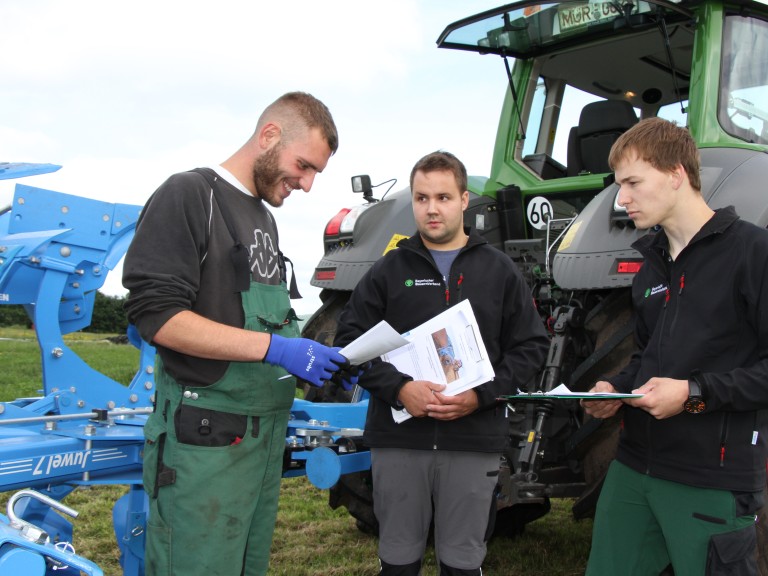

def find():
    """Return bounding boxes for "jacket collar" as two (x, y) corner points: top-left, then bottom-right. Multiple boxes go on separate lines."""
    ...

(398, 226), (486, 254)
(633, 205), (740, 257)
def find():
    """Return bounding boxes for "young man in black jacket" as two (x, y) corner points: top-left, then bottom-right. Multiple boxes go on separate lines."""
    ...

(334, 151), (549, 575)
(582, 118), (768, 575)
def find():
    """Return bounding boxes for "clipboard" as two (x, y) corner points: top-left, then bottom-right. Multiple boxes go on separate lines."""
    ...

(500, 392), (642, 401)
(499, 383), (642, 401)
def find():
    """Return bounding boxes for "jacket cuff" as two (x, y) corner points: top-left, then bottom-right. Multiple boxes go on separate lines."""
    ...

(473, 383), (497, 411)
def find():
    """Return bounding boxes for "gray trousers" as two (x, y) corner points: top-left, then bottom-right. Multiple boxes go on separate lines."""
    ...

(371, 447), (500, 570)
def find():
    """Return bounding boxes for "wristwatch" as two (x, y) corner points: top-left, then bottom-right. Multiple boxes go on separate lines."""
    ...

(683, 375), (706, 414)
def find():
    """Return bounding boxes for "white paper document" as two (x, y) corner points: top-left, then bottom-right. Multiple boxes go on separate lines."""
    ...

(383, 300), (495, 423)
(339, 320), (410, 365)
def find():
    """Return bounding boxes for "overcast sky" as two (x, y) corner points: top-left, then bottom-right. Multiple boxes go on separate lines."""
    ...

(1, 0), (508, 315)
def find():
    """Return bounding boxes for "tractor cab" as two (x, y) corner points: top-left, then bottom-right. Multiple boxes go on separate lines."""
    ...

(434, 0), (768, 291)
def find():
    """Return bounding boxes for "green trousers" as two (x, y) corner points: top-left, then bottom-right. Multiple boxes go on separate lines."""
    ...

(587, 460), (758, 576)
(143, 397), (290, 576)
(142, 281), (298, 576)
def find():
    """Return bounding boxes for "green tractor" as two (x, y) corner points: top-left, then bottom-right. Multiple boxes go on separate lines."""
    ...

(302, 0), (768, 569)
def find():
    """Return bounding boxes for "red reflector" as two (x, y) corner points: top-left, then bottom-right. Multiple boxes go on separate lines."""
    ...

(315, 270), (336, 281)
(617, 261), (643, 274)
(324, 208), (352, 236)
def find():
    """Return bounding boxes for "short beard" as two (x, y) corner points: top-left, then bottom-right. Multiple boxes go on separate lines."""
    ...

(252, 144), (283, 207)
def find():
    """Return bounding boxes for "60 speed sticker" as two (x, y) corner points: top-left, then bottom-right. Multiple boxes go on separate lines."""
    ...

(527, 196), (554, 230)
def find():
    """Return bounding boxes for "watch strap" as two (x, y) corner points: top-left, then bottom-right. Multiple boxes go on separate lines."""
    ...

(688, 377), (702, 399)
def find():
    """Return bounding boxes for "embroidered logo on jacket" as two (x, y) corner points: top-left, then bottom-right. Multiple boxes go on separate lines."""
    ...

(404, 278), (441, 287)
(645, 283), (668, 298)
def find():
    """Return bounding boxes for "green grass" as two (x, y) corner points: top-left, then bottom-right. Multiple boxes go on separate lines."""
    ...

(0, 327), (592, 575)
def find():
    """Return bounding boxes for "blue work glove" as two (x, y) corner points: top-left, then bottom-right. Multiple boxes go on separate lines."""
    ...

(264, 335), (346, 387)
(340, 373), (359, 391)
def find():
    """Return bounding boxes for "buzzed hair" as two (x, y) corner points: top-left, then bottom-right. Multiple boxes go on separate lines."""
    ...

(410, 150), (468, 192)
(257, 92), (338, 154)
(609, 117), (701, 191)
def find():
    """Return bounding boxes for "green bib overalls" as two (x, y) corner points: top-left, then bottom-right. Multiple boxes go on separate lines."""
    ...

(142, 282), (298, 576)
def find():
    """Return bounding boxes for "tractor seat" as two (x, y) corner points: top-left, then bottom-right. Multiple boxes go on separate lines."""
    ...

(567, 100), (638, 176)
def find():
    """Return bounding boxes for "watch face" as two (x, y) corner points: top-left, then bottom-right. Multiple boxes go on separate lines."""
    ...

(684, 398), (706, 414)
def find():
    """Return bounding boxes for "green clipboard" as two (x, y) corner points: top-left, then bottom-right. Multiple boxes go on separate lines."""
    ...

(500, 392), (643, 401)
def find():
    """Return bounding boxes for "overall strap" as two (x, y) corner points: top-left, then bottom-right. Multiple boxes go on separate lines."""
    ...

(191, 167), (302, 298)
(191, 167), (250, 292)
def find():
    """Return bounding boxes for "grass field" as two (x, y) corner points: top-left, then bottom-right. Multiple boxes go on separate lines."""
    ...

(0, 328), (592, 575)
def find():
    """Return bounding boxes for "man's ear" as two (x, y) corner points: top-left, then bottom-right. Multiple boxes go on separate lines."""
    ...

(671, 164), (687, 190)
(258, 122), (282, 149)
(461, 190), (470, 211)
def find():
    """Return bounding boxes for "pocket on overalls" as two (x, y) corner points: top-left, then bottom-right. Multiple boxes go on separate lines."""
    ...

(706, 524), (757, 575)
(174, 404), (247, 447)
(143, 411), (166, 496)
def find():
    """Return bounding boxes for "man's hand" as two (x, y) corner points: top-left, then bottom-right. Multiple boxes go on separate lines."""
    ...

(398, 380), (446, 417)
(426, 389), (479, 421)
(626, 377), (688, 419)
(264, 335), (346, 387)
(581, 380), (624, 419)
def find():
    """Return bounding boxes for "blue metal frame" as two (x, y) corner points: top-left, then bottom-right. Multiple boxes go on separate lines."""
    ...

(0, 182), (371, 575)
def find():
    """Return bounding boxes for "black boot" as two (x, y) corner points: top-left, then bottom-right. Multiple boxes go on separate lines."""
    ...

(379, 558), (422, 575)
(438, 562), (482, 575)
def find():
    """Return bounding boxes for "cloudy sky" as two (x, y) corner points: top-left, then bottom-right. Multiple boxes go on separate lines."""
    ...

(1, 0), (508, 315)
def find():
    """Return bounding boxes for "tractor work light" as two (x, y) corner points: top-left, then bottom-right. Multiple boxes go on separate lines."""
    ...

(351, 175), (372, 195)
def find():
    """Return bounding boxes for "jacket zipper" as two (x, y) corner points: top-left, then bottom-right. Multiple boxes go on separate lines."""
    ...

(414, 243), (471, 448)
(668, 271), (685, 334)
(438, 265), (463, 448)
(719, 413), (730, 468)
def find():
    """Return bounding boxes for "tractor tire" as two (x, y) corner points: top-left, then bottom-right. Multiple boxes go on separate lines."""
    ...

(489, 288), (635, 539)
(569, 288), (635, 520)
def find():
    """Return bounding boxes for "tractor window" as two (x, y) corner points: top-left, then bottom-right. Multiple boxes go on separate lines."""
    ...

(719, 15), (768, 145)
(523, 78), (548, 158)
(658, 100), (689, 127)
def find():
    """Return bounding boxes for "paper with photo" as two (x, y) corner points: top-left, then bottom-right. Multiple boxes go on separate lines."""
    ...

(384, 299), (495, 423)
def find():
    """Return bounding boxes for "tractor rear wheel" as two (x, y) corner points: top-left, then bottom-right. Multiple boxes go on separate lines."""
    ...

(570, 288), (634, 520)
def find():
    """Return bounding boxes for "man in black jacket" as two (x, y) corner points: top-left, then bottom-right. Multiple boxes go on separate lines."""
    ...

(334, 151), (549, 575)
(583, 118), (768, 575)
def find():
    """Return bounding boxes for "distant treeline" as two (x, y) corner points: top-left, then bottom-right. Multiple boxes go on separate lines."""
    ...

(0, 292), (129, 334)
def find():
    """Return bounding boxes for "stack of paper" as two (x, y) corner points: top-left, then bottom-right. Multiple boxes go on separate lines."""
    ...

(339, 300), (495, 424)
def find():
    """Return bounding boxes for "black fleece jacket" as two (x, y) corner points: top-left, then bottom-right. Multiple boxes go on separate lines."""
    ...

(123, 168), (283, 387)
(610, 206), (768, 492)
(334, 230), (549, 453)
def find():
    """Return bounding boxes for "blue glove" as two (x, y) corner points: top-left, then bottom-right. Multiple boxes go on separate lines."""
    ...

(265, 335), (346, 387)
(332, 360), (371, 391)
(341, 374), (359, 391)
